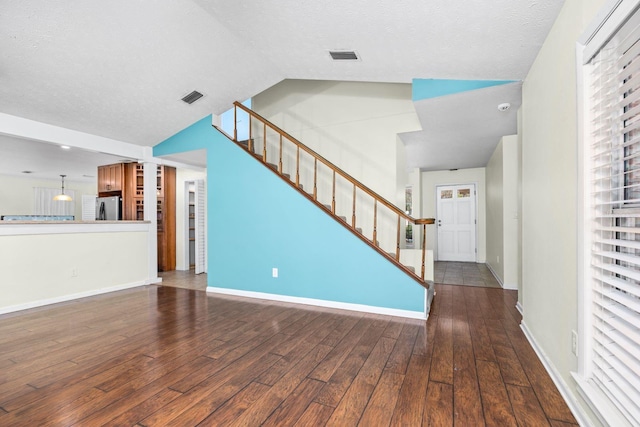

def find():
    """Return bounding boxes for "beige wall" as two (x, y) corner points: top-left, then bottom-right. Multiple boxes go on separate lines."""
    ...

(0, 226), (149, 313)
(0, 174), (97, 219)
(486, 139), (504, 281)
(421, 167), (486, 263)
(503, 136), (519, 289)
(520, 0), (606, 424)
(486, 135), (519, 289)
(252, 80), (421, 204)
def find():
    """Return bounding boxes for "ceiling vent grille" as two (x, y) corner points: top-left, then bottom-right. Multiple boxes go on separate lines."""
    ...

(329, 51), (359, 61)
(181, 90), (204, 104)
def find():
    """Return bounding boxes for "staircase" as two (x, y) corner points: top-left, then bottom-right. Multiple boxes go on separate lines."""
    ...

(215, 102), (436, 307)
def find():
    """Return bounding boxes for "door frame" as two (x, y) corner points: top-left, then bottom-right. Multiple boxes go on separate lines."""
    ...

(435, 182), (479, 262)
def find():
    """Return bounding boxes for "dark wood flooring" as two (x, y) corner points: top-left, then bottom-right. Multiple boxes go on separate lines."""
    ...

(0, 283), (577, 426)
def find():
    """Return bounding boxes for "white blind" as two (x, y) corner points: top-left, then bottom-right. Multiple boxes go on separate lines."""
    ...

(587, 8), (640, 425)
(33, 187), (76, 216)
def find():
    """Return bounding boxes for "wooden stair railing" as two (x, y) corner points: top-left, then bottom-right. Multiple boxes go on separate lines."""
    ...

(216, 101), (435, 287)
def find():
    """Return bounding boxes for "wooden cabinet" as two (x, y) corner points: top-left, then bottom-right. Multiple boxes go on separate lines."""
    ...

(157, 166), (176, 272)
(97, 163), (123, 194)
(98, 162), (176, 272)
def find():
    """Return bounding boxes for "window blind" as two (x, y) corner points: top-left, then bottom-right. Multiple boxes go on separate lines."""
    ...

(587, 8), (640, 425)
(33, 187), (75, 216)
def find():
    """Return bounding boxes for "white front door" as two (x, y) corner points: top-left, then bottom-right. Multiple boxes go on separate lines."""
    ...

(437, 184), (477, 262)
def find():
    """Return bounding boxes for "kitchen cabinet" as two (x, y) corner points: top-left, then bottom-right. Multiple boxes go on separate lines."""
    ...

(156, 166), (176, 272)
(97, 162), (176, 272)
(97, 163), (123, 194)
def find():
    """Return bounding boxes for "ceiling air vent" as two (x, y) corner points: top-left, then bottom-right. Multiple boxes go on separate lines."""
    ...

(329, 50), (359, 61)
(181, 90), (204, 104)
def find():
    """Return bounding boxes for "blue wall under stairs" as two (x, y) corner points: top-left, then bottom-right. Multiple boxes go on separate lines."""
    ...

(154, 115), (426, 317)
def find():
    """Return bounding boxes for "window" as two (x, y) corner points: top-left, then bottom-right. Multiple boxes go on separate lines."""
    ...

(579, 2), (640, 425)
(33, 187), (75, 216)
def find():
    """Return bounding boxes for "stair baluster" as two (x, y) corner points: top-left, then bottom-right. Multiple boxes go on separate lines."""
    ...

(352, 184), (356, 228)
(331, 170), (336, 214)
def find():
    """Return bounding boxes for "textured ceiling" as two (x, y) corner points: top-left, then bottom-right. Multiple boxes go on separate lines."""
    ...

(0, 0), (564, 175)
(401, 83), (523, 171)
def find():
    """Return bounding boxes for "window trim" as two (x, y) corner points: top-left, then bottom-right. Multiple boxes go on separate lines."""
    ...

(575, 1), (640, 425)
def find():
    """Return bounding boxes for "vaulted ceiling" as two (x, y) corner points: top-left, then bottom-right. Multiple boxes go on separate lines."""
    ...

(0, 0), (565, 179)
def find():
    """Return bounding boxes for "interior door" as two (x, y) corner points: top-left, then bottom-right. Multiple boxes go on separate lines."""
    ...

(437, 184), (477, 262)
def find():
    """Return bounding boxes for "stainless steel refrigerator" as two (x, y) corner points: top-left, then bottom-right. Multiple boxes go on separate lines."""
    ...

(95, 196), (122, 220)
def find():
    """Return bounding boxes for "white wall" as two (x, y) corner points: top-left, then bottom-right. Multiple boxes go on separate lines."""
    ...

(486, 139), (504, 280)
(502, 136), (519, 289)
(421, 167), (486, 262)
(486, 135), (519, 289)
(0, 224), (149, 313)
(517, 109), (524, 305)
(520, 0), (607, 424)
(252, 80), (421, 203)
(175, 168), (206, 271)
(0, 174), (97, 219)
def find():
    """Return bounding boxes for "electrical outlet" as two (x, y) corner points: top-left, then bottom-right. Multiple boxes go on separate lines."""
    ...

(71, 268), (78, 277)
(272, 268), (278, 278)
(571, 330), (578, 355)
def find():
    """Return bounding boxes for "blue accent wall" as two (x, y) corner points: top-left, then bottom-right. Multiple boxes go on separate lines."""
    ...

(154, 115), (425, 313)
(412, 78), (517, 101)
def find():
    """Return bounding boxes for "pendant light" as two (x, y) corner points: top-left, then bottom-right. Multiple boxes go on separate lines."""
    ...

(53, 174), (72, 201)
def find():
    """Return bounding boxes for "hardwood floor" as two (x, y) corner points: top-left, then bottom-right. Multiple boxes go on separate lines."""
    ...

(0, 283), (577, 426)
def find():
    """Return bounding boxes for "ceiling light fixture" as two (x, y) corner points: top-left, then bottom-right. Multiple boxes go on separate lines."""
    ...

(60, 145), (71, 150)
(497, 103), (511, 112)
(53, 174), (72, 201)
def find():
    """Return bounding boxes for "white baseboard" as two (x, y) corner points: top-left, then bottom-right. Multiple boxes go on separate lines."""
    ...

(206, 286), (427, 320)
(515, 301), (523, 315)
(146, 277), (163, 285)
(485, 262), (504, 286)
(0, 280), (146, 315)
(484, 263), (518, 290)
(520, 321), (591, 427)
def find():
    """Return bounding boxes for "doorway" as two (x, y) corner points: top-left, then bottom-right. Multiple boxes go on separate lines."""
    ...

(436, 184), (477, 262)
(184, 179), (206, 274)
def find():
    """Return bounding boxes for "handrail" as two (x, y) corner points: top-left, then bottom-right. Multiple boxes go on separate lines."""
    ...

(224, 101), (435, 284)
(234, 102), (426, 223)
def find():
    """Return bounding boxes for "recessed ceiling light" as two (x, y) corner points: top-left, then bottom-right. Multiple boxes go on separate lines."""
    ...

(60, 145), (71, 150)
(21, 170), (34, 174)
(498, 103), (511, 112)
(82, 174), (94, 178)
